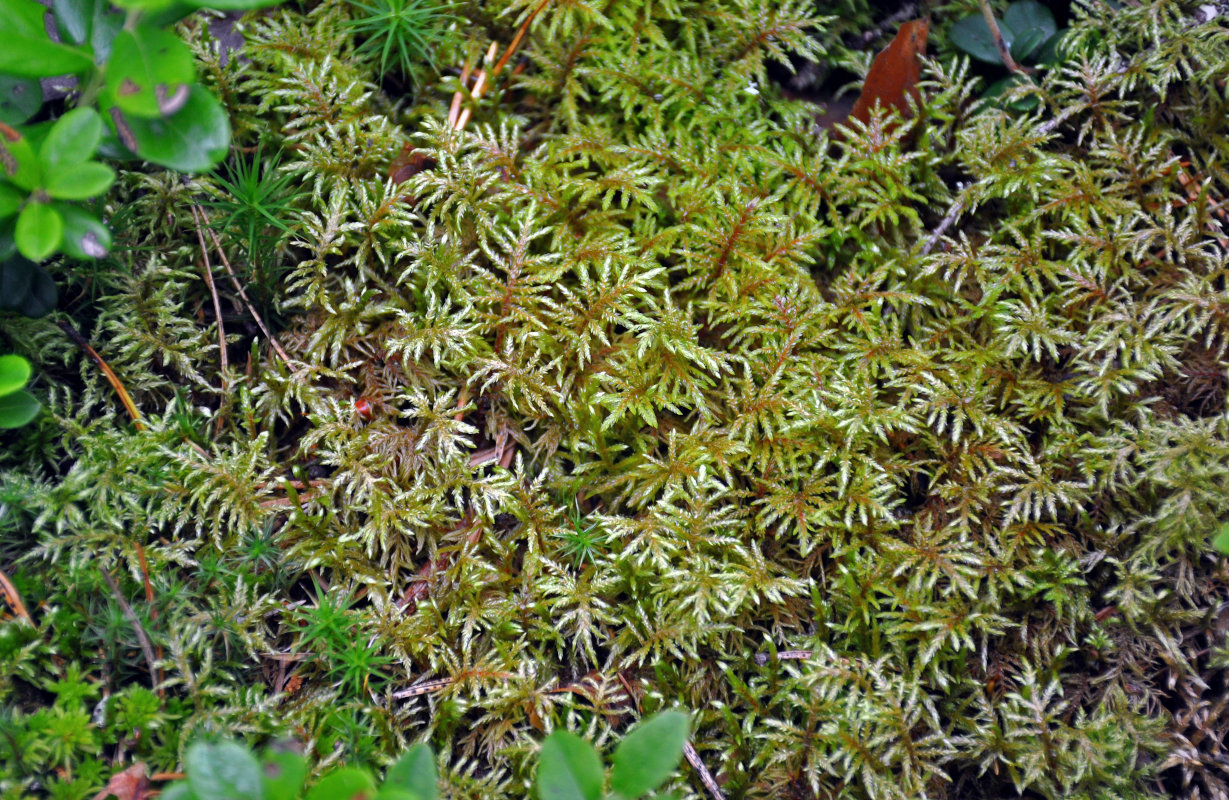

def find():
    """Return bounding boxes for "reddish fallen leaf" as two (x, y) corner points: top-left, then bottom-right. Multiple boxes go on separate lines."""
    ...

(92, 764), (150, 800)
(388, 144), (434, 185)
(847, 18), (930, 129)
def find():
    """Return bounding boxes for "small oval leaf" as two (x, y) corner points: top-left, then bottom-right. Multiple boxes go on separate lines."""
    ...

(0, 388), (40, 428)
(536, 731), (604, 800)
(185, 741), (263, 800)
(609, 712), (689, 800)
(0, 354), (32, 396)
(303, 768), (377, 800)
(123, 85), (229, 172)
(384, 744), (437, 800)
(40, 107), (103, 172)
(44, 161), (114, 199)
(15, 201), (62, 261)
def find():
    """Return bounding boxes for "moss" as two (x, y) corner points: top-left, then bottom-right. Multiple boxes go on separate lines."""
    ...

(3, 0), (1229, 797)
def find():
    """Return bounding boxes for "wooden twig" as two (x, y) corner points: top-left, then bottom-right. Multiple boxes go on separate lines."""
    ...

(189, 205), (230, 434)
(0, 565), (31, 624)
(100, 568), (162, 695)
(191, 205), (293, 366)
(977, 0), (1027, 75)
(391, 676), (456, 699)
(919, 190), (969, 256)
(447, 51), (479, 129)
(57, 320), (144, 429)
(683, 741), (727, 800)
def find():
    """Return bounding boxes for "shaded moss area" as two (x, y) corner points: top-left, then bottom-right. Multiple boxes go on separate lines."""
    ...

(4, 0), (1229, 797)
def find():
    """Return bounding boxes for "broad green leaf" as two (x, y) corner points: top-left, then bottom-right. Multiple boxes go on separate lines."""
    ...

(56, 203), (111, 259)
(0, 126), (42, 192)
(0, 217), (15, 260)
(948, 13), (1012, 65)
(536, 731), (604, 800)
(0, 185), (23, 219)
(0, 76), (42, 126)
(261, 750), (308, 800)
(0, 355), (32, 396)
(303, 768), (377, 800)
(105, 26), (195, 118)
(15, 201), (62, 261)
(0, 389), (40, 429)
(1004, 0), (1056, 62)
(124, 86), (230, 172)
(384, 744), (438, 800)
(39, 107), (103, 173)
(609, 712), (689, 800)
(185, 742), (263, 800)
(111, 0), (183, 10)
(155, 784), (194, 800)
(54, 0), (125, 57)
(0, 0), (95, 78)
(44, 161), (114, 199)
(1214, 523), (1229, 555)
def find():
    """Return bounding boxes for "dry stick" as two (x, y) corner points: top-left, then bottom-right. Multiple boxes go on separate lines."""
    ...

(454, 42), (499, 131)
(453, 0), (550, 132)
(100, 568), (162, 695)
(447, 51), (478, 128)
(189, 206), (230, 434)
(918, 188), (970, 256)
(0, 566), (31, 624)
(57, 320), (144, 429)
(977, 0), (1027, 75)
(683, 741), (727, 800)
(192, 205), (293, 366)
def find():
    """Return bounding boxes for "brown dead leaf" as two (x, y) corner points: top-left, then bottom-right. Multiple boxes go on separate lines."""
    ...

(92, 764), (150, 800)
(847, 18), (930, 129)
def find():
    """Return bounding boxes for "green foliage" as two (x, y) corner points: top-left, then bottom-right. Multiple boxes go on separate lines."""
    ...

(3, 0), (1229, 798)
(947, 0), (1069, 108)
(345, 0), (459, 85)
(0, 353), (39, 428)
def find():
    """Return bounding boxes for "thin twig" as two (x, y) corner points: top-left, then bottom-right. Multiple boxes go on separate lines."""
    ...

(683, 741), (727, 800)
(391, 676), (456, 699)
(977, 0), (1027, 75)
(191, 205), (293, 366)
(447, 51), (478, 128)
(919, 189), (970, 256)
(100, 568), (161, 695)
(57, 320), (144, 429)
(453, 0), (550, 132)
(189, 206), (230, 434)
(0, 565), (31, 624)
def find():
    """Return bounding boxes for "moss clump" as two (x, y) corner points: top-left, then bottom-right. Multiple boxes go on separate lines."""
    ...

(4, 0), (1229, 797)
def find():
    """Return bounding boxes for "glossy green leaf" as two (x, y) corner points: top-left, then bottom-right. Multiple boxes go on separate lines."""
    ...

(0, 184), (23, 219)
(1214, 523), (1229, 555)
(106, 26), (195, 118)
(111, 0), (183, 11)
(0, 389), (40, 429)
(384, 744), (437, 800)
(261, 750), (308, 800)
(51, 0), (126, 61)
(185, 742), (262, 800)
(39, 108), (103, 173)
(44, 162), (114, 200)
(0, 76), (42, 126)
(0, 355), (32, 396)
(609, 712), (689, 800)
(124, 86), (230, 172)
(155, 784), (194, 800)
(0, 0), (95, 78)
(1004, 0), (1056, 63)
(948, 13), (1012, 65)
(536, 731), (604, 800)
(303, 768), (377, 800)
(1035, 29), (1069, 66)
(56, 203), (111, 259)
(0, 127), (42, 192)
(15, 201), (62, 261)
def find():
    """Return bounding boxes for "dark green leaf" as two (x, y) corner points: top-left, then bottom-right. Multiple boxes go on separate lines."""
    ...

(0, 388), (40, 428)
(536, 731), (604, 800)
(156, 784), (195, 800)
(303, 768), (377, 800)
(186, 0), (285, 8)
(609, 712), (689, 800)
(15, 201), (61, 261)
(1035, 29), (1068, 66)
(1003, 0), (1056, 63)
(56, 203), (111, 259)
(948, 13), (1012, 65)
(52, 0), (125, 57)
(384, 744), (437, 800)
(44, 162), (114, 199)
(261, 750), (308, 800)
(185, 742), (263, 800)
(39, 107), (103, 173)
(0, 76), (42, 126)
(105, 26), (196, 118)
(0, 354), (32, 396)
(124, 85), (230, 172)
(0, 0), (95, 78)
